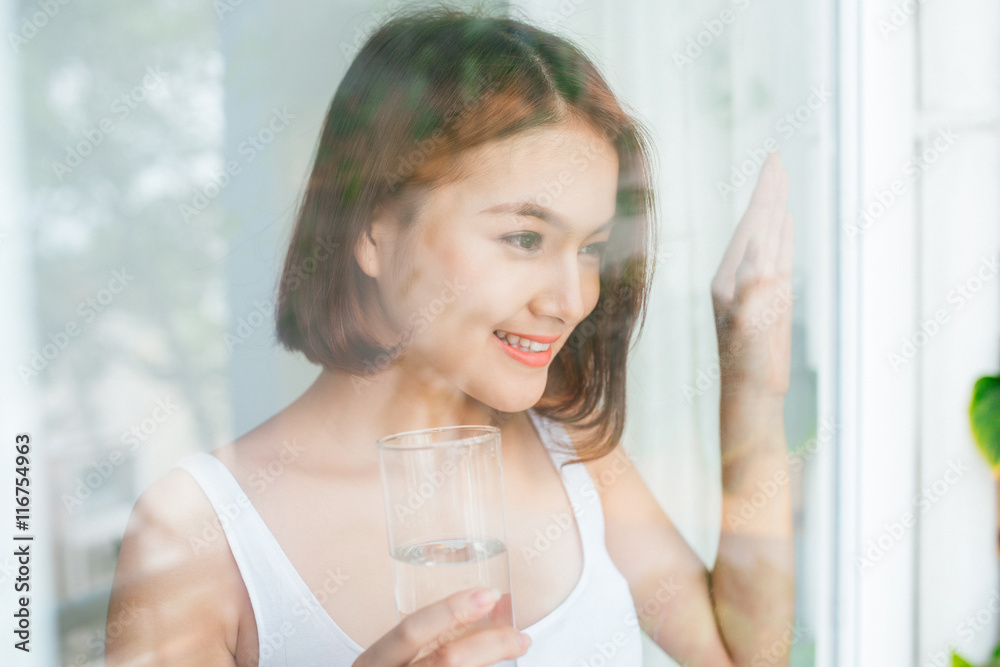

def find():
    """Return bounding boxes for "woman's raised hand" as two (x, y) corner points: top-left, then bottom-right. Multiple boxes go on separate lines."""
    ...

(351, 587), (531, 667)
(710, 151), (795, 399)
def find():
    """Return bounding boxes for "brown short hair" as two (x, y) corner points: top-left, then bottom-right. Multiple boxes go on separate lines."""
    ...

(275, 7), (658, 466)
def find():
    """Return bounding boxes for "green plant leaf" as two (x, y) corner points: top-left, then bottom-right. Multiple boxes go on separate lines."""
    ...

(970, 375), (1000, 469)
(952, 651), (976, 667)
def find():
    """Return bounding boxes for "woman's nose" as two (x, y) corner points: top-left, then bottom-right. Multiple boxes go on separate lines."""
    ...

(531, 254), (589, 325)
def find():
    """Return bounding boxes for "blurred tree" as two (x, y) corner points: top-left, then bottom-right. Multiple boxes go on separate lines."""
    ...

(15, 0), (232, 660)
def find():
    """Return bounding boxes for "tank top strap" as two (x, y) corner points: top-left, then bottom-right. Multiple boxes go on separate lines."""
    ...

(174, 452), (408, 662)
(171, 452), (286, 607)
(171, 451), (347, 657)
(525, 409), (607, 553)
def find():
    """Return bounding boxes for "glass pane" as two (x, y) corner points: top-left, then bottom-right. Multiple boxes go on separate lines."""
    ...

(6, 0), (832, 664)
(506, 0), (834, 664)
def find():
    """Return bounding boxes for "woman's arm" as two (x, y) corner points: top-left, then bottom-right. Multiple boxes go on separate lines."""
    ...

(709, 152), (796, 665)
(712, 395), (795, 665)
(583, 449), (739, 665)
(105, 469), (244, 666)
(584, 422), (793, 667)
(582, 152), (795, 666)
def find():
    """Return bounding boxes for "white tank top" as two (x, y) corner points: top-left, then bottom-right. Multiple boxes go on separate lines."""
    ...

(173, 408), (644, 666)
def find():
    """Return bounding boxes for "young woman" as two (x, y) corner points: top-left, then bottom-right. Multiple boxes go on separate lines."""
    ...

(106, 8), (795, 666)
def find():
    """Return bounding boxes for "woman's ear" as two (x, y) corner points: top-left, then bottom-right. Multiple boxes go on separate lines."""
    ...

(354, 223), (381, 279)
(354, 189), (422, 278)
(356, 194), (420, 279)
(355, 211), (397, 279)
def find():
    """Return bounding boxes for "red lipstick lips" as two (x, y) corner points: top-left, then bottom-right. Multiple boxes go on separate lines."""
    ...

(492, 331), (555, 368)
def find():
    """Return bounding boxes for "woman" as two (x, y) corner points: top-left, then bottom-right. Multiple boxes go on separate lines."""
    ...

(106, 8), (795, 666)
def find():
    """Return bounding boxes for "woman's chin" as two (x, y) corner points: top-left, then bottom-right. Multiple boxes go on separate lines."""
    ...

(478, 384), (547, 415)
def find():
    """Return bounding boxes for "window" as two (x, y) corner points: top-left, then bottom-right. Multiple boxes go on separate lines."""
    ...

(3, 0), (996, 664)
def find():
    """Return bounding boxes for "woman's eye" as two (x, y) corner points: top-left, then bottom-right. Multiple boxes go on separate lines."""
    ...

(502, 232), (542, 251)
(501, 233), (607, 258)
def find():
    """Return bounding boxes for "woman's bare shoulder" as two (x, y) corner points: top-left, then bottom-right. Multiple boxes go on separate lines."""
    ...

(105, 463), (248, 665)
(120, 463), (233, 563)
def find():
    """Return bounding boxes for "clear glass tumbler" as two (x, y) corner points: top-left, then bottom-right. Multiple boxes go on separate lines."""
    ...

(376, 425), (517, 667)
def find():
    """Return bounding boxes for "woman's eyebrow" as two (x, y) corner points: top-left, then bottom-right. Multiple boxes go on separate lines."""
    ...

(478, 201), (615, 235)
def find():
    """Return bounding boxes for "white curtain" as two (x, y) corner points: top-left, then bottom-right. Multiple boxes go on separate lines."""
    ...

(508, 1), (832, 664)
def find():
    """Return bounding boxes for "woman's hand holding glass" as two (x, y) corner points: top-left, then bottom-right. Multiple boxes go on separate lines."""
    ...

(351, 587), (531, 667)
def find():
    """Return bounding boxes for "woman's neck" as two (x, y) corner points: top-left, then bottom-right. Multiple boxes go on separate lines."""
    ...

(273, 365), (515, 476)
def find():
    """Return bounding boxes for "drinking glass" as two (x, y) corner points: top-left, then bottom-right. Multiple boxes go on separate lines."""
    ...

(377, 425), (517, 666)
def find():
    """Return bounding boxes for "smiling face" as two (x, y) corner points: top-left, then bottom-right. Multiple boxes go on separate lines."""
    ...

(355, 120), (620, 413)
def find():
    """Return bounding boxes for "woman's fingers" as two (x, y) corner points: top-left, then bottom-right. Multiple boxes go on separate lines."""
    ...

(776, 210), (795, 280)
(745, 152), (784, 220)
(713, 153), (787, 302)
(413, 625), (528, 667)
(353, 587), (505, 667)
(734, 237), (761, 293)
(763, 161), (789, 267)
(740, 152), (784, 242)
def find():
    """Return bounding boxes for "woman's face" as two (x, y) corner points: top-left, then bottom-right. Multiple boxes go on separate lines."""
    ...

(364, 121), (619, 413)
